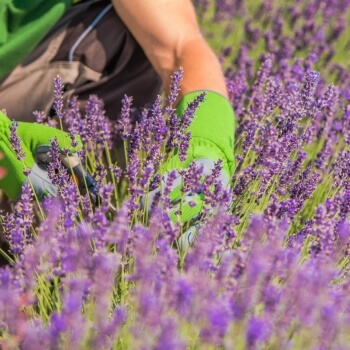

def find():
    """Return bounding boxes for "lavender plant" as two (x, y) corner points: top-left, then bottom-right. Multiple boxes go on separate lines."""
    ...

(1, 0), (350, 349)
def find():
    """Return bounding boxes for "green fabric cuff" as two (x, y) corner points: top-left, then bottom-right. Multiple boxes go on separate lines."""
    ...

(16, 122), (82, 154)
(164, 90), (235, 178)
(0, 139), (27, 200)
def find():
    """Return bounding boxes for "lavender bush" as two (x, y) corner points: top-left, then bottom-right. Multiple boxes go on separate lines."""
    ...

(1, 0), (350, 348)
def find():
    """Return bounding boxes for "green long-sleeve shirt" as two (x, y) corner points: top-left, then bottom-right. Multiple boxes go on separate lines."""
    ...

(0, 0), (72, 80)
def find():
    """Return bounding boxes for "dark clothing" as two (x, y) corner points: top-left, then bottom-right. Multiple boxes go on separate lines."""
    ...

(0, 0), (162, 121)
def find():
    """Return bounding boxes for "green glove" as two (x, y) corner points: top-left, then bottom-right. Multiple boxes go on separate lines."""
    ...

(166, 90), (235, 221)
(0, 111), (81, 200)
(146, 91), (235, 250)
(165, 90), (235, 177)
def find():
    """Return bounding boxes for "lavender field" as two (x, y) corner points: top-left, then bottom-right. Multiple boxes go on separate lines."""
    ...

(1, 0), (350, 349)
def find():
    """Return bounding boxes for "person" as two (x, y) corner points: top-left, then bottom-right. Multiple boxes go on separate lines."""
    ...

(0, 0), (235, 250)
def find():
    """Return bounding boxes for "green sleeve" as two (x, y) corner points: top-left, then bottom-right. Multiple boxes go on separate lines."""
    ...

(0, 0), (72, 79)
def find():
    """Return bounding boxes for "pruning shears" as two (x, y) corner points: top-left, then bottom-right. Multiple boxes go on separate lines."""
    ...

(34, 147), (117, 214)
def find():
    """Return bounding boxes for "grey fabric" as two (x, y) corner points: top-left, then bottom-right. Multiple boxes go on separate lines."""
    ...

(176, 223), (200, 252)
(24, 163), (58, 200)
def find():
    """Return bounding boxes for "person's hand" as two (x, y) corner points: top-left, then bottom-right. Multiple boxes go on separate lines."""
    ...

(0, 111), (81, 201)
(144, 91), (235, 251)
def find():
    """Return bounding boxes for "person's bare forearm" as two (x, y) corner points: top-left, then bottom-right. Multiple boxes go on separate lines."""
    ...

(169, 37), (228, 101)
(112, 0), (228, 101)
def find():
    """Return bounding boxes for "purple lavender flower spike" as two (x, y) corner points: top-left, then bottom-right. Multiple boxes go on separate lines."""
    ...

(53, 75), (64, 119)
(117, 95), (133, 141)
(179, 91), (206, 132)
(82, 95), (112, 153)
(47, 137), (70, 188)
(168, 67), (183, 106)
(93, 162), (108, 189)
(155, 317), (185, 350)
(109, 164), (123, 183)
(339, 189), (350, 223)
(105, 203), (130, 255)
(64, 96), (81, 148)
(139, 163), (154, 188)
(179, 131), (191, 161)
(200, 298), (232, 346)
(49, 277), (88, 348)
(3, 184), (33, 255)
(60, 180), (80, 229)
(301, 70), (320, 110)
(151, 95), (167, 143)
(33, 110), (46, 124)
(251, 54), (273, 96)
(9, 120), (25, 161)
(263, 77), (282, 117)
(91, 183), (114, 246)
(246, 316), (271, 347)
